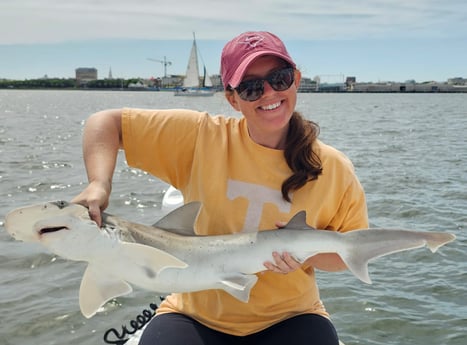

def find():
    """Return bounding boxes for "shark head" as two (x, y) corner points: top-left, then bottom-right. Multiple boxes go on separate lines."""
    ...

(5, 201), (101, 259)
(6, 201), (189, 318)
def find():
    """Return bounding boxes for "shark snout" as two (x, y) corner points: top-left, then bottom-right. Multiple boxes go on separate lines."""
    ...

(4, 201), (87, 243)
(4, 208), (40, 242)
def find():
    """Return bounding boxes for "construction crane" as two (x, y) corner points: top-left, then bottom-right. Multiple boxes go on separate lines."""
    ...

(147, 56), (172, 77)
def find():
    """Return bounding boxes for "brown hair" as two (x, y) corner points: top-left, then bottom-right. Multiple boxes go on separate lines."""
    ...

(282, 111), (322, 202)
(224, 87), (322, 202)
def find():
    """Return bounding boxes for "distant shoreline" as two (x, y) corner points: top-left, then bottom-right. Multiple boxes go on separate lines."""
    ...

(1, 77), (466, 93)
(2, 87), (466, 94)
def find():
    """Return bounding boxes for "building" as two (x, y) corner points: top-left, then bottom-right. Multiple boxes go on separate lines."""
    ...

(75, 67), (98, 86)
(160, 75), (183, 88)
(350, 81), (467, 93)
(447, 77), (467, 85)
(345, 76), (356, 90)
(298, 77), (317, 92)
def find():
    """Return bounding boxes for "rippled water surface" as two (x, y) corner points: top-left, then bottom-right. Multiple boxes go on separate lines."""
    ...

(0, 90), (465, 345)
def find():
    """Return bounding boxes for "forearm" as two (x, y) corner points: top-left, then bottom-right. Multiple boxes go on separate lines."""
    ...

(265, 252), (347, 274)
(305, 253), (347, 272)
(82, 109), (123, 189)
(72, 109), (123, 225)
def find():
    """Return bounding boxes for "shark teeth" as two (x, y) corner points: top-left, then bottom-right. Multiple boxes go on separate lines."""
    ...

(260, 101), (281, 111)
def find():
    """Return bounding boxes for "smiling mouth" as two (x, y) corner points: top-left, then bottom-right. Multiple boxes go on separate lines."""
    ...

(260, 101), (282, 111)
(39, 226), (69, 235)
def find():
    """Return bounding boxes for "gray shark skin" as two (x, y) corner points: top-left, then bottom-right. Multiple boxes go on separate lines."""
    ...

(5, 201), (455, 318)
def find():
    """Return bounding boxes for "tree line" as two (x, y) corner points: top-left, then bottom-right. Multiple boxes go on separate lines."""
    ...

(0, 78), (143, 89)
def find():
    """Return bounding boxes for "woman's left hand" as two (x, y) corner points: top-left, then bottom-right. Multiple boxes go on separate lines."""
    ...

(263, 251), (302, 274)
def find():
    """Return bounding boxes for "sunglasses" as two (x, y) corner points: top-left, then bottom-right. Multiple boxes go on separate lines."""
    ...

(234, 67), (295, 102)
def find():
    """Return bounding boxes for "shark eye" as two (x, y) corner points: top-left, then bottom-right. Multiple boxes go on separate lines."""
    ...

(53, 201), (69, 209)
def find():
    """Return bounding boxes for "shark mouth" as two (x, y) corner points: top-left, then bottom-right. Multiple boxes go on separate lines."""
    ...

(39, 226), (69, 235)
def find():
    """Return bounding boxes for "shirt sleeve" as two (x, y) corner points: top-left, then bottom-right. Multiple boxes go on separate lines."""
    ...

(315, 140), (369, 232)
(121, 108), (206, 187)
(332, 176), (369, 232)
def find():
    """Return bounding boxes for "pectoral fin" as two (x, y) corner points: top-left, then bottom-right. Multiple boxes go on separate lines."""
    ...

(79, 244), (187, 318)
(219, 273), (258, 303)
(79, 265), (133, 318)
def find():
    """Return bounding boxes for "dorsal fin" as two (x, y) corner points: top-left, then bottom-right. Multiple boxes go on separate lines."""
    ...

(153, 202), (201, 236)
(283, 211), (316, 230)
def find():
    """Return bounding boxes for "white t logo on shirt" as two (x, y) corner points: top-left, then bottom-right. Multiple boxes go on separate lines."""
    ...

(227, 180), (291, 232)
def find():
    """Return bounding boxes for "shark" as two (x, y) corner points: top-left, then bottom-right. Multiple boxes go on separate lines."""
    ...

(4, 200), (455, 318)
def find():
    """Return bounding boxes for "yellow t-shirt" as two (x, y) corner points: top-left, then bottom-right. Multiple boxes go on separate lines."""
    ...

(122, 108), (368, 336)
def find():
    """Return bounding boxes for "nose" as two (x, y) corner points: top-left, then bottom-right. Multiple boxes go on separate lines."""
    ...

(262, 80), (275, 96)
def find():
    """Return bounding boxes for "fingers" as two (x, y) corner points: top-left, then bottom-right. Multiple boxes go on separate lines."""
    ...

(88, 203), (103, 227)
(70, 182), (109, 227)
(71, 196), (104, 227)
(275, 221), (287, 229)
(263, 252), (301, 274)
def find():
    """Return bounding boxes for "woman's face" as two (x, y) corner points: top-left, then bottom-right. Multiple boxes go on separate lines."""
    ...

(226, 55), (301, 149)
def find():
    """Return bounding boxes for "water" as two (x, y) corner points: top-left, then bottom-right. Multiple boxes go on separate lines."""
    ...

(1, 90), (466, 345)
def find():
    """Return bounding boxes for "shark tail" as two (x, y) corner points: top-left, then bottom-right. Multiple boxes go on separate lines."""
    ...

(338, 248), (373, 284)
(337, 229), (455, 285)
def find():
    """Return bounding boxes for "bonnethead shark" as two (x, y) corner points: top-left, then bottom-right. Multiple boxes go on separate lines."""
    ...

(4, 201), (455, 318)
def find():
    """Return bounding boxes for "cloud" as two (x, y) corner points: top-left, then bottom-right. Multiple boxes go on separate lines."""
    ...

(1, 0), (466, 44)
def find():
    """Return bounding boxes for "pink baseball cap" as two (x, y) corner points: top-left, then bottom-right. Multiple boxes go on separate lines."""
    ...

(220, 31), (296, 89)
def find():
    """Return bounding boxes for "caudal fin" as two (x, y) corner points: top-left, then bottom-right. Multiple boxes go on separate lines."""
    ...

(339, 250), (373, 284)
(338, 229), (455, 285)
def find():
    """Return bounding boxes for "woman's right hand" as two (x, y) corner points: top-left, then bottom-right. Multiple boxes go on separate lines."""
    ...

(71, 180), (111, 227)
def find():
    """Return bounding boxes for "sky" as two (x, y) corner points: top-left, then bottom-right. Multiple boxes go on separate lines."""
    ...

(1, 0), (466, 82)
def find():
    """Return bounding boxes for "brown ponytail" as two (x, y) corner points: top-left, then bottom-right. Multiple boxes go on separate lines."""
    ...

(282, 111), (322, 202)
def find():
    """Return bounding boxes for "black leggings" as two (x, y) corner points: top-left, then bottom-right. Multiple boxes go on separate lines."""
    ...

(139, 313), (339, 345)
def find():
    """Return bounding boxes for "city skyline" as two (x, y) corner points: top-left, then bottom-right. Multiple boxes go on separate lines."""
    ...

(1, 1), (466, 82)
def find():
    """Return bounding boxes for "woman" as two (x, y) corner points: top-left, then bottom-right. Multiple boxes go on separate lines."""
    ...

(72, 31), (368, 345)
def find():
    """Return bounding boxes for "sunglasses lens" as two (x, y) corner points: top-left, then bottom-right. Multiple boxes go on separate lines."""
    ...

(270, 68), (294, 91)
(236, 79), (264, 102)
(235, 67), (295, 102)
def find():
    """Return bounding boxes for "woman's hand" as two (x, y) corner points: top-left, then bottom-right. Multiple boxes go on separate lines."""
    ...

(262, 219), (349, 273)
(71, 180), (111, 227)
(263, 220), (302, 274)
(263, 251), (302, 274)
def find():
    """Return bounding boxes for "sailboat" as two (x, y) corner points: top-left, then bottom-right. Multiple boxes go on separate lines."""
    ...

(175, 33), (215, 97)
